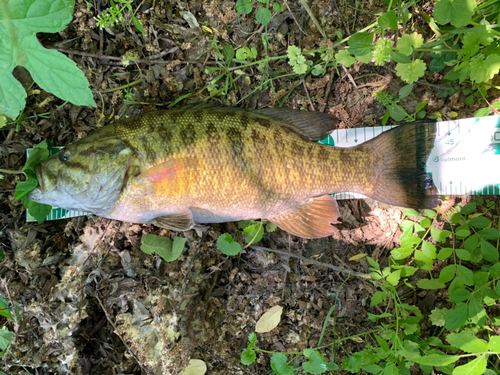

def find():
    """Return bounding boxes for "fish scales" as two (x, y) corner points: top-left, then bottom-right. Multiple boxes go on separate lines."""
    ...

(28, 107), (438, 238)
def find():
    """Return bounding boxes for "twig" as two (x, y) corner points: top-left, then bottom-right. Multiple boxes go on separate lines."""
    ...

(284, 0), (310, 37)
(298, 0), (327, 39)
(96, 295), (153, 375)
(50, 47), (179, 64)
(332, 1), (350, 35)
(320, 67), (337, 112)
(249, 245), (371, 279)
(0, 169), (23, 174)
(302, 81), (316, 111)
(342, 65), (358, 89)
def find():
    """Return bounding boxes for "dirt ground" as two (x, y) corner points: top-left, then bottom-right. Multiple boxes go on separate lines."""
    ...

(1, 0), (499, 374)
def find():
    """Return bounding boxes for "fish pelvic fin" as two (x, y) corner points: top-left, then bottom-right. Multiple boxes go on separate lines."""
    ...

(268, 195), (341, 239)
(151, 211), (195, 231)
(361, 121), (439, 209)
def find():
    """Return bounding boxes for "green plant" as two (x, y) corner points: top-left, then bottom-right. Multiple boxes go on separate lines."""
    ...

(235, 0), (283, 27)
(237, 201), (500, 374)
(0, 0), (96, 120)
(0, 298), (16, 359)
(14, 140), (52, 224)
(374, 84), (430, 125)
(94, 0), (144, 33)
(140, 234), (187, 262)
(216, 220), (277, 256)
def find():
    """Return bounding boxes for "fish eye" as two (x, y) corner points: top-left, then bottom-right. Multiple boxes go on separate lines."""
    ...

(59, 149), (71, 162)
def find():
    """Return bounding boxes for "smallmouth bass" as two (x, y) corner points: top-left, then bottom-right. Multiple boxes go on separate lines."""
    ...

(28, 106), (438, 238)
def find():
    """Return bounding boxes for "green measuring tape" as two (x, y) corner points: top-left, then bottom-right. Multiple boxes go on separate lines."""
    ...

(27, 115), (500, 222)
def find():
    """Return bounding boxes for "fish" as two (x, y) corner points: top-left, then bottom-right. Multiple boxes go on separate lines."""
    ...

(27, 106), (438, 238)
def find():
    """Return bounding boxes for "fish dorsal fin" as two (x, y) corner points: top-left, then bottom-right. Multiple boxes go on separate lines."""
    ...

(256, 108), (339, 140)
(267, 195), (341, 238)
(151, 211), (195, 231)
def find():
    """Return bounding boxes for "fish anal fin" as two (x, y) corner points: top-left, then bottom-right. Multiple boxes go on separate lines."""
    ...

(256, 107), (339, 140)
(151, 211), (195, 231)
(268, 195), (341, 239)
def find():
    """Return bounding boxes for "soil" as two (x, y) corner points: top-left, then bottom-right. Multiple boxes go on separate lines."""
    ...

(1, 0), (499, 374)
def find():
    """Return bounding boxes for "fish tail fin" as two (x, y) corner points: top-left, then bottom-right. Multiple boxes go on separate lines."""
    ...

(361, 121), (439, 209)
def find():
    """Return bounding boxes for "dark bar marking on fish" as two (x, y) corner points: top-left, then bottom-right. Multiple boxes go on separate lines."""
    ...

(179, 123), (196, 147)
(205, 122), (218, 136)
(256, 118), (272, 128)
(193, 110), (204, 124)
(239, 113), (251, 131)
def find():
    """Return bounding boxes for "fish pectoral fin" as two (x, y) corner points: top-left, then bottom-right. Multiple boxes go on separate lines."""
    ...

(268, 195), (341, 239)
(256, 108), (339, 141)
(151, 211), (196, 231)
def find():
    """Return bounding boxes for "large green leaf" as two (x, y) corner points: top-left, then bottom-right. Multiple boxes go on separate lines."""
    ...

(0, 0), (96, 119)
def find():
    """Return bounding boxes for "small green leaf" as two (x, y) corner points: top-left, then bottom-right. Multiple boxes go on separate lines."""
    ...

(414, 250), (433, 270)
(469, 54), (500, 84)
(488, 336), (500, 352)
(0, 299), (13, 320)
(456, 248), (472, 261)
(243, 224), (264, 244)
(0, 328), (14, 356)
(481, 240), (499, 263)
(457, 265), (474, 286)
(222, 44), (235, 63)
(410, 354), (460, 366)
(464, 234), (479, 251)
(433, 0), (477, 27)
(473, 271), (489, 287)
(430, 308), (449, 327)
(235, 0), (253, 14)
(270, 353), (294, 375)
(342, 352), (363, 373)
(422, 241), (437, 259)
(302, 349), (329, 374)
(247, 332), (257, 347)
(395, 59), (426, 84)
(461, 202), (476, 215)
(431, 228), (451, 243)
(468, 297), (487, 326)
(370, 291), (386, 307)
(241, 348), (256, 365)
(140, 234), (186, 262)
(424, 209), (436, 218)
(470, 216), (491, 229)
(445, 304), (468, 331)
(489, 262), (500, 279)
(417, 279), (445, 289)
(474, 107), (491, 117)
(255, 7), (272, 26)
(437, 247), (453, 260)
(478, 228), (500, 240)
(391, 247), (414, 260)
(335, 50), (356, 67)
(386, 270), (401, 286)
(452, 354), (487, 375)
(403, 208), (420, 217)
(439, 265), (456, 283)
(449, 288), (471, 303)
(216, 233), (242, 256)
(378, 10), (398, 30)
(397, 32), (424, 55)
(348, 32), (374, 56)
